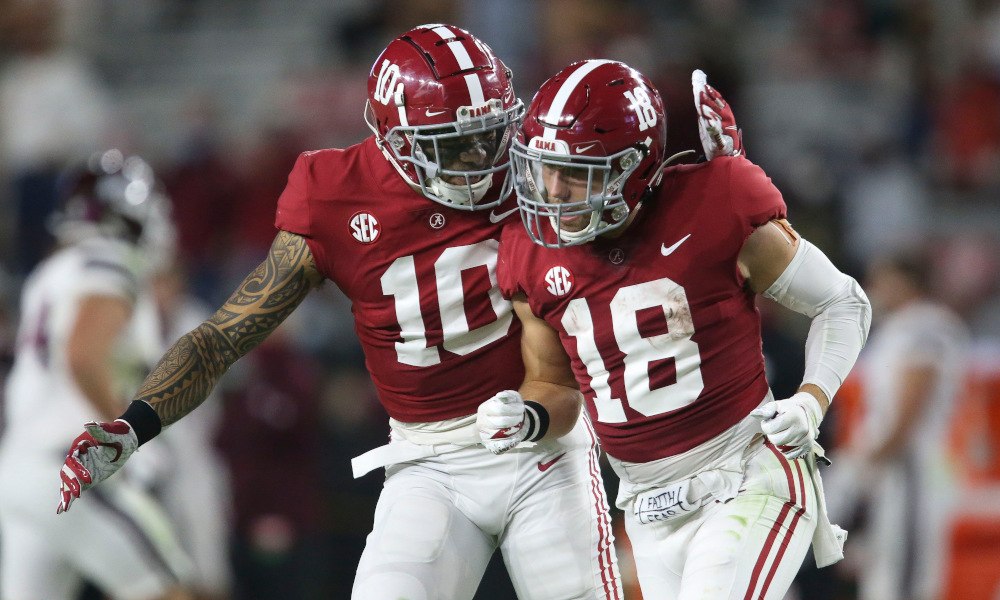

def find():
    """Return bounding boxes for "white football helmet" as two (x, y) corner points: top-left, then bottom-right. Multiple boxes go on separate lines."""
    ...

(51, 149), (176, 273)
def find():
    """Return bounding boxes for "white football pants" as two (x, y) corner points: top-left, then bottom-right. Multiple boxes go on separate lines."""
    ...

(623, 440), (819, 600)
(351, 414), (623, 600)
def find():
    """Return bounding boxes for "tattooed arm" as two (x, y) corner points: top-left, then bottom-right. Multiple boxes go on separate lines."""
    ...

(58, 230), (324, 512)
(139, 230), (323, 427)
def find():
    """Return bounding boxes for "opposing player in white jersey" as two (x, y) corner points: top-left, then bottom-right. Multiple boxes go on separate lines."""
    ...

(483, 61), (873, 600)
(0, 150), (194, 600)
(832, 251), (969, 600)
(54, 25), (628, 600)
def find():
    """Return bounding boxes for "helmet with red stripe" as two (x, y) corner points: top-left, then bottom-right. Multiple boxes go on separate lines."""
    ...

(365, 24), (524, 210)
(511, 60), (667, 247)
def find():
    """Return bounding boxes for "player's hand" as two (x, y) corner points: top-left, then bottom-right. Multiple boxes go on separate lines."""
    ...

(477, 390), (528, 455)
(750, 392), (822, 461)
(692, 69), (743, 160)
(57, 420), (138, 514)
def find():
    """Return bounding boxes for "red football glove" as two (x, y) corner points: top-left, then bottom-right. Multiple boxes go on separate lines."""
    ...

(57, 420), (138, 514)
(693, 69), (743, 160)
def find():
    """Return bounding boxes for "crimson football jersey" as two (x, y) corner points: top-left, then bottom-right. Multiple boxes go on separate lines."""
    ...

(275, 138), (524, 422)
(498, 156), (786, 463)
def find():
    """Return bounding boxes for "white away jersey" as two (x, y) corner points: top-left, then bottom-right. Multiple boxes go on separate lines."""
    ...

(857, 300), (969, 463)
(1, 238), (150, 460)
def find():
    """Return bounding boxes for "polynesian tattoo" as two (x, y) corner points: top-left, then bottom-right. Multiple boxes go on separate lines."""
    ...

(135, 230), (322, 426)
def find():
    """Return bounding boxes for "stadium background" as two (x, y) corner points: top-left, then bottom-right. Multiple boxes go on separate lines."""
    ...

(1, 0), (999, 598)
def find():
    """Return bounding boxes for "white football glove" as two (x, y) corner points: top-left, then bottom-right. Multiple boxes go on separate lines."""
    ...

(692, 69), (743, 160)
(750, 392), (823, 461)
(477, 390), (530, 455)
(57, 420), (138, 514)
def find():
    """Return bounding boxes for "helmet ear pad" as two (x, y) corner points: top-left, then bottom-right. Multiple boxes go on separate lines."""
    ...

(364, 24), (524, 211)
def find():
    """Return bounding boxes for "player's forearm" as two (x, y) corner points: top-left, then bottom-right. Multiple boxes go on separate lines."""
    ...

(127, 230), (321, 435)
(519, 380), (583, 441)
(132, 320), (239, 428)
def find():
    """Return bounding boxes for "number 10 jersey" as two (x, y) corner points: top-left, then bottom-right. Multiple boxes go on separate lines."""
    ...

(275, 138), (524, 423)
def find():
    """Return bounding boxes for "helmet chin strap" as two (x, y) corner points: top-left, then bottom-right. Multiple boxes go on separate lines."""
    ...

(428, 174), (492, 206)
(553, 212), (609, 244)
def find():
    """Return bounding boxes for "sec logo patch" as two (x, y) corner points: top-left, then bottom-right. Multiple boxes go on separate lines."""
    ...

(544, 266), (574, 296)
(350, 212), (380, 243)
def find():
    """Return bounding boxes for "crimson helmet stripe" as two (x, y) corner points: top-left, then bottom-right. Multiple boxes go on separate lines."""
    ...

(541, 60), (615, 141)
(431, 25), (485, 106)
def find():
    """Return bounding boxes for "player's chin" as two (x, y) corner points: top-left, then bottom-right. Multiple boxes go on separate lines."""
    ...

(557, 216), (588, 232)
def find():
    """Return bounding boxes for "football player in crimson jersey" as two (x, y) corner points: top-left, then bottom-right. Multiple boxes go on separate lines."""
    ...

(484, 60), (873, 600)
(54, 25), (631, 600)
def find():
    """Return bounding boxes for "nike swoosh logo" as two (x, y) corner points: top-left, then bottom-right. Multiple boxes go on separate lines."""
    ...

(538, 453), (566, 472)
(660, 234), (691, 256)
(575, 143), (597, 153)
(425, 109), (448, 117)
(489, 207), (519, 223)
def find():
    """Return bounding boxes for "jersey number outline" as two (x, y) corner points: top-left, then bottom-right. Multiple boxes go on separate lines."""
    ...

(380, 240), (513, 367)
(561, 277), (704, 423)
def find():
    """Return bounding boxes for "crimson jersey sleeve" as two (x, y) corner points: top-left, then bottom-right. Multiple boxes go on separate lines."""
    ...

(274, 151), (330, 278)
(722, 156), (787, 241)
(275, 153), (313, 236)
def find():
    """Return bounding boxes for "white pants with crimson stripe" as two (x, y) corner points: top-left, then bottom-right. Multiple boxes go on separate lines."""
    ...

(352, 413), (623, 600)
(620, 438), (818, 600)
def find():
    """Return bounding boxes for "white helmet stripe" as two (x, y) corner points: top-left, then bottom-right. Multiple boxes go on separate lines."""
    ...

(463, 74), (485, 106)
(432, 25), (484, 107)
(542, 59), (615, 141)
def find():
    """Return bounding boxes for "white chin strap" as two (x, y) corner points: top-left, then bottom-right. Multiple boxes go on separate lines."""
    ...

(551, 211), (607, 244)
(428, 175), (492, 206)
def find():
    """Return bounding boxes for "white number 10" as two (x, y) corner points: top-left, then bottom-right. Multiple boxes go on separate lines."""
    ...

(380, 240), (513, 367)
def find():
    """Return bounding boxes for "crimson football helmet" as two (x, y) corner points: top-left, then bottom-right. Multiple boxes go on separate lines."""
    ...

(510, 60), (668, 247)
(50, 149), (176, 273)
(365, 24), (524, 210)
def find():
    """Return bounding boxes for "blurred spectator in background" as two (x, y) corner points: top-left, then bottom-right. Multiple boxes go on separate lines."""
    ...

(826, 247), (971, 600)
(159, 97), (242, 306)
(0, 149), (194, 600)
(0, 0), (113, 275)
(214, 330), (329, 600)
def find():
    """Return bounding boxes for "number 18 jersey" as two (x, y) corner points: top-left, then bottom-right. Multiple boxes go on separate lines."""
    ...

(497, 156), (786, 463)
(275, 138), (524, 423)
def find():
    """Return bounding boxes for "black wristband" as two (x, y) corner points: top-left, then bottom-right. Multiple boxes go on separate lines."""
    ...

(523, 401), (550, 442)
(120, 400), (162, 446)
